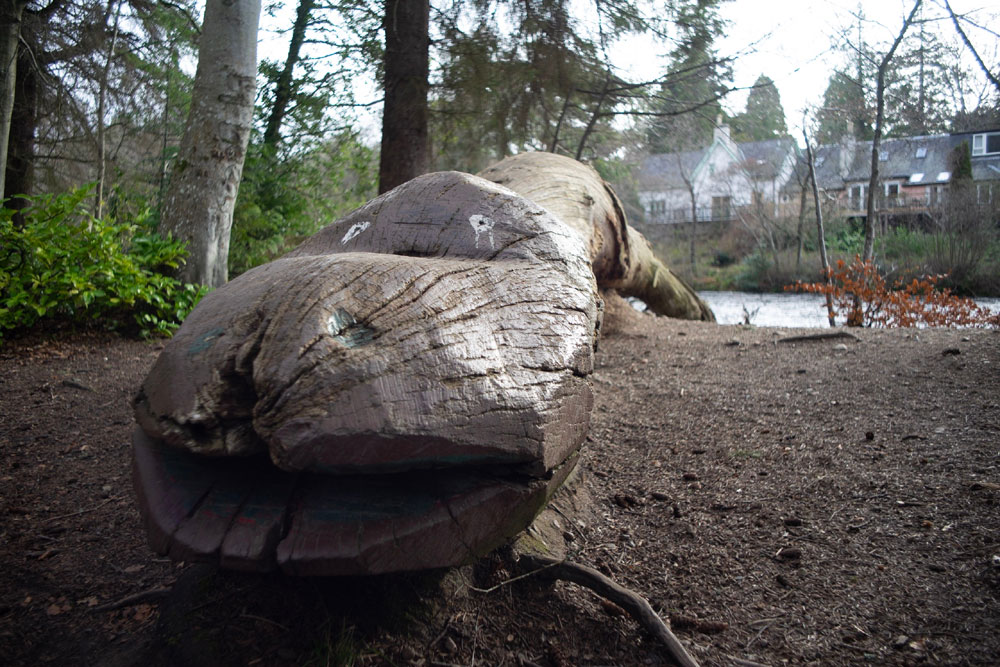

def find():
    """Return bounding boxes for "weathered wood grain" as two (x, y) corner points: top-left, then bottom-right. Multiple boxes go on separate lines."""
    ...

(135, 171), (599, 475)
(132, 170), (602, 573)
(132, 426), (577, 575)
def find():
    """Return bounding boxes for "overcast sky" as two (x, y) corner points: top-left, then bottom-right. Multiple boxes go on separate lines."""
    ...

(258, 1), (999, 143)
(613, 0), (998, 136)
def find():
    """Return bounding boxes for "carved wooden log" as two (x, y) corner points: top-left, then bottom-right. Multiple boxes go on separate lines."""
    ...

(478, 152), (714, 322)
(132, 171), (600, 574)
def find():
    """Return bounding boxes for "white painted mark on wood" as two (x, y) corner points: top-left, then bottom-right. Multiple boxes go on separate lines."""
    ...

(341, 221), (371, 245)
(469, 215), (495, 249)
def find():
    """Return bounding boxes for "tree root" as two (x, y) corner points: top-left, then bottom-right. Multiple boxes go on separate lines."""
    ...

(514, 553), (701, 667)
(777, 331), (859, 344)
(93, 586), (172, 612)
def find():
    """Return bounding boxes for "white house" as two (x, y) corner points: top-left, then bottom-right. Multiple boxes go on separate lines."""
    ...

(637, 124), (799, 224)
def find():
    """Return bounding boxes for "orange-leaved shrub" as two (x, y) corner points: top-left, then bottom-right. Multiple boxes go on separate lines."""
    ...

(787, 256), (1000, 328)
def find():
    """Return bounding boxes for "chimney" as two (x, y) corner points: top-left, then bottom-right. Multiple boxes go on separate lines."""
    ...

(839, 121), (857, 178)
(713, 116), (734, 150)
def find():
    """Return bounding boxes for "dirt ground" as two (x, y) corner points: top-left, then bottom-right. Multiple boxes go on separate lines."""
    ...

(2, 306), (999, 666)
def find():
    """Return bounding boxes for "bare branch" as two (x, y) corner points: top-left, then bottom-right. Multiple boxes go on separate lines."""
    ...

(943, 0), (1000, 94)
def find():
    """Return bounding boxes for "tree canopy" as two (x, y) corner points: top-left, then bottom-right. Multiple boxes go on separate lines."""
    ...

(732, 74), (788, 142)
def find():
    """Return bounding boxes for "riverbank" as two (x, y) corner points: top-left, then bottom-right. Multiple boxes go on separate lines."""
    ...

(698, 290), (1000, 327)
(636, 219), (1000, 299)
(2, 311), (999, 665)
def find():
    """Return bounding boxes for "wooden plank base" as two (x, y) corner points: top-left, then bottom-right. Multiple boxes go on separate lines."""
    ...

(132, 427), (577, 576)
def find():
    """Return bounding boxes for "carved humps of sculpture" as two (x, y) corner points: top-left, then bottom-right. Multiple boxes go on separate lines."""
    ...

(135, 171), (598, 474)
(131, 170), (601, 575)
(131, 155), (713, 576)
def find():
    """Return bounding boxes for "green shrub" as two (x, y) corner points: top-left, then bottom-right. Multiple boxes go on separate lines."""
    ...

(230, 132), (377, 277)
(830, 222), (864, 254)
(0, 186), (208, 340)
(878, 227), (932, 262)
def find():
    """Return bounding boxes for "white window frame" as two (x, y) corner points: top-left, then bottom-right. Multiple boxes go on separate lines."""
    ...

(849, 184), (866, 207)
(884, 181), (901, 207)
(925, 185), (943, 206)
(972, 132), (1000, 157)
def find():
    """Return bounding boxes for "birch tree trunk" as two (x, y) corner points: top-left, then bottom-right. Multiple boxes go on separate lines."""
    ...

(159, 0), (261, 287)
(0, 0), (27, 203)
(803, 127), (836, 327)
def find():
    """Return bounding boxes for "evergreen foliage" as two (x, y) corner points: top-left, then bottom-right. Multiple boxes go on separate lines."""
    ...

(0, 186), (207, 339)
(230, 131), (377, 276)
(732, 75), (787, 142)
(645, 0), (731, 153)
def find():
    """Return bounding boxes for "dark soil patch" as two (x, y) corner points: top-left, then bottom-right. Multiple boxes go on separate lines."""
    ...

(2, 316), (999, 666)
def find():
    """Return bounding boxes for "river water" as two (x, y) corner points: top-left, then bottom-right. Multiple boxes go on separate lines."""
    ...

(697, 291), (1000, 328)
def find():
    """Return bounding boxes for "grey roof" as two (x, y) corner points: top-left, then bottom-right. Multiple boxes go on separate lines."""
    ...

(638, 149), (706, 189)
(785, 143), (847, 192)
(639, 137), (797, 190)
(739, 138), (797, 175)
(640, 130), (1000, 195)
(842, 134), (956, 185)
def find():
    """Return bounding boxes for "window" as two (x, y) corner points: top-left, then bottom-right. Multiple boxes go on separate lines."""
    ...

(879, 150), (888, 161)
(915, 147), (927, 159)
(972, 132), (1000, 156)
(909, 173), (924, 183)
(885, 182), (900, 207)
(926, 185), (943, 206)
(849, 184), (866, 208)
(711, 196), (731, 221)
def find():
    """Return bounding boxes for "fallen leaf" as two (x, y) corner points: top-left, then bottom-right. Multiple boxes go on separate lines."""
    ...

(133, 604), (154, 623)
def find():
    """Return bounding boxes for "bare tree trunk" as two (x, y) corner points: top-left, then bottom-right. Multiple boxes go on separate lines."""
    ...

(378, 0), (429, 194)
(0, 0), (27, 203)
(262, 0), (315, 148)
(683, 176), (697, 277)
(796, 184), (807, 270)
(95, 0), (122, 219)
(864, 0), (921, 262)
(575, 74), (608, 160)
(548, 93), (571, 153)
(803, 126), (835, 327)
(159, 0), (261, 287)
(4, 44), (35, 213)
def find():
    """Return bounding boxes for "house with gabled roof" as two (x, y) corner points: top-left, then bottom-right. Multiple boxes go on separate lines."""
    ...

(637, 124), (798, 224)
(638, 125), (1000, 229)
(789, 129), (1000, 228)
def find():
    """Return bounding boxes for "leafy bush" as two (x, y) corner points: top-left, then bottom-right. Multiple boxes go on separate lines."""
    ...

(788, 255), (999, 328)
(0, 187), (208, 339)
(230, 132), (377, 277)
(829, 221), (864, 255)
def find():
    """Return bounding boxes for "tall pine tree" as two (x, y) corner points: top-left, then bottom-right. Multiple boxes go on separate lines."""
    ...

(645, 0), (731, 153)
(732, 74), (787, 141)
